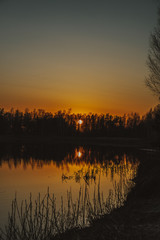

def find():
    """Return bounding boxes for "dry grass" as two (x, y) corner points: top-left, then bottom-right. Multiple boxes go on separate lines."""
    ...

(0, 181), (130, 240)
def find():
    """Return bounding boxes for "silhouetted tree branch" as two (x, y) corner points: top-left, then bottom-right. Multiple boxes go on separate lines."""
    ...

(146, 9), (160, 99)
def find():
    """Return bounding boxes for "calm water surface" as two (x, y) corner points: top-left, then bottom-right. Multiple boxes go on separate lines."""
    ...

(0, 144), (140, 228)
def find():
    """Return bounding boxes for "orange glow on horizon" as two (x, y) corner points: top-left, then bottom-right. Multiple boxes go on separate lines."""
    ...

(0, 1), (159, 118)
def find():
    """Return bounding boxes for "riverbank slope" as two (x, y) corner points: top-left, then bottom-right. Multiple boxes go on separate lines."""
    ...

(55, 150), (160, 240)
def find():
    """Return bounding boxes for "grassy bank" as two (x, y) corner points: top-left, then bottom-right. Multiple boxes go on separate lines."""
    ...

(56, 150), (160, 240)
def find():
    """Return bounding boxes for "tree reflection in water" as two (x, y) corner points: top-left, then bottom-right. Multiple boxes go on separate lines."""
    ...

(0, 143), (141, 238)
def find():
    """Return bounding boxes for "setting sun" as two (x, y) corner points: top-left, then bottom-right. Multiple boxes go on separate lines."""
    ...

(78, 120), (83, 125)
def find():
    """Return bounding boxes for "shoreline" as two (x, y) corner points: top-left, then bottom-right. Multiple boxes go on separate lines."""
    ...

(1, 135), (160, 239)
(0, 135), (158, 149)
(54, 150), (160, 240)
(0, 136), (160, 239)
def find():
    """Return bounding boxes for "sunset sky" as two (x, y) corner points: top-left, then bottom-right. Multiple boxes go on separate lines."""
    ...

(0, 0), (159, 115)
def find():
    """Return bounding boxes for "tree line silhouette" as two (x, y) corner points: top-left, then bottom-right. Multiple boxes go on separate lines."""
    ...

(0, 105), (159, 138)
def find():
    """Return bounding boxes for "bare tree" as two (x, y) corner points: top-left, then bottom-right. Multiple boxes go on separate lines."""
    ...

(146, 9), (160, 99)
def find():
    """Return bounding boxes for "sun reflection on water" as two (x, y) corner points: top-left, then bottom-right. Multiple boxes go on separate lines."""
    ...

(77, 151), (82, 158)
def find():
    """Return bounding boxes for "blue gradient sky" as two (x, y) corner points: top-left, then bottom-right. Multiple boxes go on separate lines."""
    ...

(0, 0), (159, 114)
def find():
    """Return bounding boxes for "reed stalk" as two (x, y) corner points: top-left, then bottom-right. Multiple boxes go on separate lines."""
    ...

(0, 181), (132, 240)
